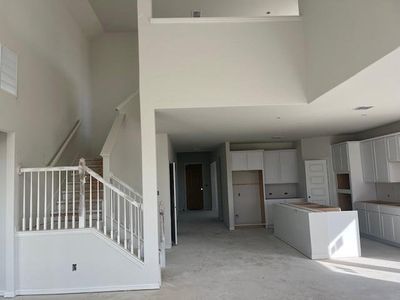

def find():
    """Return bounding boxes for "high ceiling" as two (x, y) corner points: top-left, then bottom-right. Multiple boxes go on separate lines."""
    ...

(89, 0), (138, 32)
(156, 46), (400, 152)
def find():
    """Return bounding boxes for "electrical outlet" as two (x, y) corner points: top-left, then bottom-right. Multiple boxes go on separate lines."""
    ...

(72, 264), (77, 271)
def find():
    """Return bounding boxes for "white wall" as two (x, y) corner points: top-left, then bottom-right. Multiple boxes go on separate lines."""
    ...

(156, 133), (176, 249)
(90, 33), (139, 155)
(108, 99), (143, 194)
(0, 133), (6, 293)
(0, 0), (93, 167)
(16, 230), (158, 295)
(300, 0), (400, 101)
(153, 0), (299, 18)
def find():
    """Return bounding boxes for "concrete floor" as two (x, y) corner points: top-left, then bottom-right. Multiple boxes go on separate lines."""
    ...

(18, 211), (400, 300)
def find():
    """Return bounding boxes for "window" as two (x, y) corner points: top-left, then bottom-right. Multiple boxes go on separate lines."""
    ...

(0, 44), (18, 96)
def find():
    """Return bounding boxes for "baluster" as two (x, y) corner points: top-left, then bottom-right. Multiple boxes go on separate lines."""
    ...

(22, 172), (26, 231)
(44, 171), (47, 230)
(117, 194), (120, 245)
(103, 183), (107, 235)
(65, 170), (69, 229)
(110, 189), (114, 240)
(124, 198), (127, 249)
(79, 158), (86, 228)
(51, 171), (54, 230)
(29, 172), (33, 231)
(97, 180), (100, 230)
(58, 170), (61, 229)
(36, 171), (40, 230)
(137, 204), (141, 260)
(72, 170), (75, 228)
(89, 175), (93, 228)
(130, 204), (134, 254)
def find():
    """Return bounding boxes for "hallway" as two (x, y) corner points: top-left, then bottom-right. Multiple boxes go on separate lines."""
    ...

(18, 211), (400, 299)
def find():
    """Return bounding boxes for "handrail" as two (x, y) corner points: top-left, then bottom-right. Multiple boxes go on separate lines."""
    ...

(110, 172), (142, 200)
(100, 90), (139, 158)
(20, 166), (79, 173)
(115, 90), (139, 113)
(47, 120), (81, 167)
(85, 167), (141, 208)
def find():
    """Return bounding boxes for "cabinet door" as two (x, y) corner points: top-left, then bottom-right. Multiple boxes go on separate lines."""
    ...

(357, 209), (368, 234)
(340, 143), (349, 173)
(381, 213), (395, 242)
(360, 141), (375, 182)
(247, 151), (264, 171)
(367, 211), (382, 238)
(264, 151), (281, 184)
(231, 152), (247, 171)
(280, 150), (298, 183)
(332, 145), (341, 173)
(373, 138), (390, 183)
(387, 136), (400, 162)
(265, 200), (283, 226)
(393, 215), (400, 244)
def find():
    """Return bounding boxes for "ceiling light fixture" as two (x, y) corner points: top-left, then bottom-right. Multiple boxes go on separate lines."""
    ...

(354, 106), (374, 111)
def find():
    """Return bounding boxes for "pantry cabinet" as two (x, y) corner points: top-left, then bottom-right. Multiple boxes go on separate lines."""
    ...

(231, 150), (264, 171)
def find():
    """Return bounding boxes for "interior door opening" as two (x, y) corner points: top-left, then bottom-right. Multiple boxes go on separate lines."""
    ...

(169, 162), (178, 245)
(185, 164), (204, 210)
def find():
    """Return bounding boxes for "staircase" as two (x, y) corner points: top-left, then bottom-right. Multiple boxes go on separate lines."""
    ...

(19, 158), (144, 262)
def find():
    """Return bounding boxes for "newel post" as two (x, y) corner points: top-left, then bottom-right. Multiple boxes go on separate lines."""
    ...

(78, 158), (86, 228)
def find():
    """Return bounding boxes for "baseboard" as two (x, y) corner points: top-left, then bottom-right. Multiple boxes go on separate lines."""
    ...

(2, 291), (16, 298)
(16, 283), (160, 296)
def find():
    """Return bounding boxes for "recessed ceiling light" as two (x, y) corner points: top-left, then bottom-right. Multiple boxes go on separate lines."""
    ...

(276, 117), (281, 120)
(354, 106), (374, 111)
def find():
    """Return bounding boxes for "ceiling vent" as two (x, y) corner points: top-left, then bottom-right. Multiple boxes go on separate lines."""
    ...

(354, 106), (374, 111)
(191, 10), (201, 18)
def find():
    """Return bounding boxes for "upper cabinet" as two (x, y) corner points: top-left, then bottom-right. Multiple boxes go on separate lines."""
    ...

(360, 133), (400, 183)
(264, 150), (298, 184)
(231, 150), (264, 171)
(332, 143), (349, 174)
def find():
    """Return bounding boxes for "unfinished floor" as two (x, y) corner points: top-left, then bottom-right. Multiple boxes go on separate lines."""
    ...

(18, 211), (400, 300)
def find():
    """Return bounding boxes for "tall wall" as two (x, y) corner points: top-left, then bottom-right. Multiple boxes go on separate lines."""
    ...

(108, 98), (143, 194)
(0, 0), (93, 167)
(300, 0), (400, 101)
(156, 134), (176, 249)
(153, 0), (299, 18)
(90, 33), (139, 155)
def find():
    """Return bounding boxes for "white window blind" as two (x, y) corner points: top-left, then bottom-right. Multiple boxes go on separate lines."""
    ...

(0, 45), (18, 96)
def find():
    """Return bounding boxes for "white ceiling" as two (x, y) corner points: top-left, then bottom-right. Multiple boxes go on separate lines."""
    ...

(89, 0), (138, 32)
(156, 46), (400, 152)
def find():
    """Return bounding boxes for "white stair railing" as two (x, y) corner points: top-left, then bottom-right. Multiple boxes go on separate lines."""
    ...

(19, 158), (144, 262)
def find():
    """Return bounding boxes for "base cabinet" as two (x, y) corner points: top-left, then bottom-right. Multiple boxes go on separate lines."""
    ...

(367, 211), (382, 238)
(381, 213), (396, 242)
(357, 209), (368, 234)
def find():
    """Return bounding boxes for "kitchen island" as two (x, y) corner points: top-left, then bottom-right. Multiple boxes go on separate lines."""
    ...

(274, 202), (361, 259)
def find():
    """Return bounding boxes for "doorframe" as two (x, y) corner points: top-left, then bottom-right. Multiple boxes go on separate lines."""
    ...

(0, 131), (16, 297)
(183, 162), (205, 211)
(210, 161), (219, 217)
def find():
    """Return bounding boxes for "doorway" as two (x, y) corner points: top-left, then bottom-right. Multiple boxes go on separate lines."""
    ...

(185, 164), (204, 210)
(169, 162), (178, 245)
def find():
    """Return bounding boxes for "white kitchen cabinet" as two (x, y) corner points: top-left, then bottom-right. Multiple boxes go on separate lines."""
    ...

(231, 151), (263, 171)
(332, 143), (349, 174)
(265, 199), (282, 226)
(264, 150), (298, 184)
(280, 150), (298, 183)
(374, 138), (390, 183)
(367, 210), (382, 238)
(393, 216), (400, 244)
(381, 213), (396, 242)
(360, 140), (376, 183)
(264, 151), (281, 184)
(247, 151), (264, 170)
(387, 135), (400, 162)
(357, 209), (368, 234)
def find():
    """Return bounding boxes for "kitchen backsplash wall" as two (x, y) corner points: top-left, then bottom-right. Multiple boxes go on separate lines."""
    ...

(376, 183), (400, 202)
(265, 183), (298, 199)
